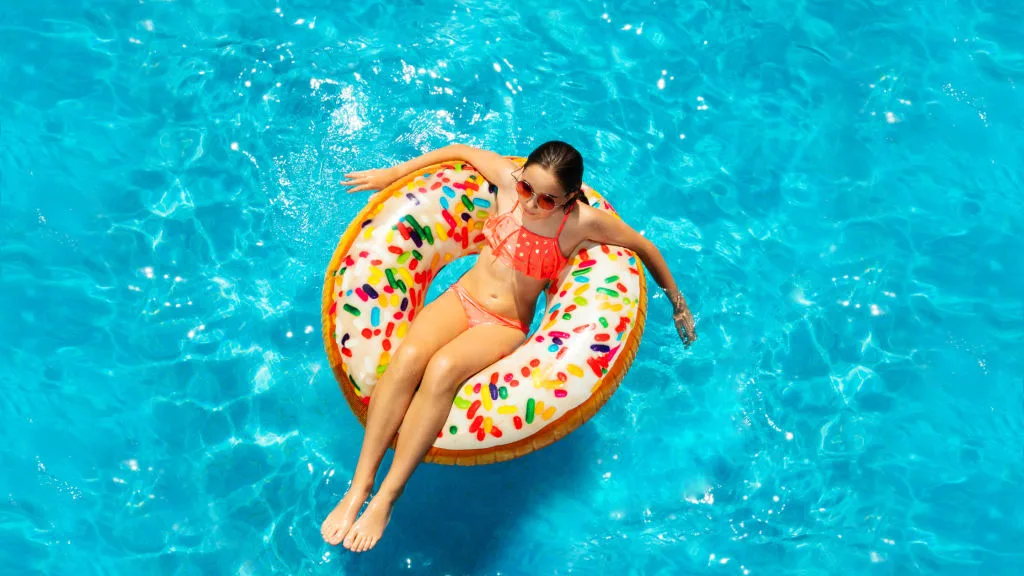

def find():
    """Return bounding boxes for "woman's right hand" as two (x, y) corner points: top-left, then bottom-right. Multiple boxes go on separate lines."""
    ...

(341, 167), (399, 193)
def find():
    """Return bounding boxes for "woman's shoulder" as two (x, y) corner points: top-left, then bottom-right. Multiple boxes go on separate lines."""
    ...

(560, 202), (598, 241)
(565, 201), (630, 242)
(491, 182), (519, 214)
(572, 202), (606, 227)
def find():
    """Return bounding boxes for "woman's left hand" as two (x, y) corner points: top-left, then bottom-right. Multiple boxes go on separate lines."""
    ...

(673, 304), (697, 348)
(341, 167), (399, 193)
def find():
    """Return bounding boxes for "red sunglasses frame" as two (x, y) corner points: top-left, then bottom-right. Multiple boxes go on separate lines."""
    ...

(512, 169), (565, 211)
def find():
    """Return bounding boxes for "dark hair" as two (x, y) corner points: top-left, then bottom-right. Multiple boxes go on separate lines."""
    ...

(525, 140), (589, 210)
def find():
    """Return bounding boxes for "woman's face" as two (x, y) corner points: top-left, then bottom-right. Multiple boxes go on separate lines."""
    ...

(515, 165), (569, 217)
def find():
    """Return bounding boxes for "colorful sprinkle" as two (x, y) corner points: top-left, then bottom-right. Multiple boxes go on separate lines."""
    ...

(409, 228), (423, 247)
(469, 415), (483, 433)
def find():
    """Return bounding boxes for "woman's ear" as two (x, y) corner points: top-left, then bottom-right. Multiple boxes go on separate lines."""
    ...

(564, 191), (580, 213)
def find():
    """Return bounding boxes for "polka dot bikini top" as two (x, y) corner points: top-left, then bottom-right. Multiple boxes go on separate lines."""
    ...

(483, 199), (571, 283)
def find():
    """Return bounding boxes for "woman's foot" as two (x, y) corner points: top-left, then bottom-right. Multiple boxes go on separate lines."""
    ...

(342, 492), (396, 552)
(320, 484), (371, 545)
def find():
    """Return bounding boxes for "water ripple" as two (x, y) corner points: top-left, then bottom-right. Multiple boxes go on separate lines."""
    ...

(2, 0), (1024, 574)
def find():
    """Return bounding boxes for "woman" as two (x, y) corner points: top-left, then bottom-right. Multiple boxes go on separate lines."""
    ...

(320, 141), (697, 552)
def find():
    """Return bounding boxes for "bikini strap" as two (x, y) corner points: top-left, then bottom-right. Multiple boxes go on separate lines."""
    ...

(555, 205), (572, 237)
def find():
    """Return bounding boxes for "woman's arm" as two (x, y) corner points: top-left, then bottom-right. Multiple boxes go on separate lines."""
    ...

(342, 144), (517, 193)
(583, 208), (697, 347)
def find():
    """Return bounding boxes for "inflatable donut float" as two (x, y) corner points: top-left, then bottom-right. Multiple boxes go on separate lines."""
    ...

(322, 158), (647, 465)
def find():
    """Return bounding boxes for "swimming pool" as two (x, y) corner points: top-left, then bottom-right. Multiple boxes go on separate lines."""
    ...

(2, 0), (1022, 573)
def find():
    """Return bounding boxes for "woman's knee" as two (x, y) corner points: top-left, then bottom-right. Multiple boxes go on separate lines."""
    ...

(388, 341), (430, 381)
(420, 354), (463, 397)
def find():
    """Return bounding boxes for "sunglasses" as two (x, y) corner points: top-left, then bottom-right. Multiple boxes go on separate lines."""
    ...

(513, 170), (564, 211)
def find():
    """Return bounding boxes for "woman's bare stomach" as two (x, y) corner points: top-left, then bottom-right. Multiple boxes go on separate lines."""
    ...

(455, 249), (547, 325)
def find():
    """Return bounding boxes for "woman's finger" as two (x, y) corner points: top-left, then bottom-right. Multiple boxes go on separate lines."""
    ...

(343, 176), (371, 186)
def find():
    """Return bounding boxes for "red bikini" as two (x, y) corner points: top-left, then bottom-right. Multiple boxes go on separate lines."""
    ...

(448, 200), (572, 333)
(483, 199), (571, 282)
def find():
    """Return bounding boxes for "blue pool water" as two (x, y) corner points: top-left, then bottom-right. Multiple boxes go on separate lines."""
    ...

(2, 0), (1023, 574)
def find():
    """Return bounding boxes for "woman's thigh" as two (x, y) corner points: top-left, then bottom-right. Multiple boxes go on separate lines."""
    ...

(420, 324), (526, 393)
(383, 289), (469, 376)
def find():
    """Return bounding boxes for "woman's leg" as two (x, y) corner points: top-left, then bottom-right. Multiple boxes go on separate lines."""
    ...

(343, 324), (525, 552)
(321, 289), (468, 545)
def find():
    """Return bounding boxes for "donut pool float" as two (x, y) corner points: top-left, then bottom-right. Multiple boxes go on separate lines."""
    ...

(321, 159), (647, 465)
